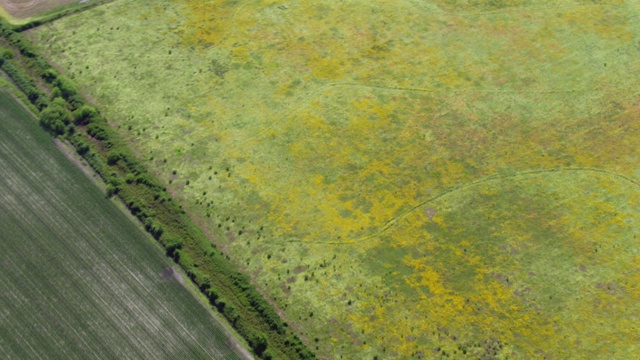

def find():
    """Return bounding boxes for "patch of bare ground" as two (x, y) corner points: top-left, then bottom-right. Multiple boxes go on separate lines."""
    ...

(227, 338), (255, 360)
(160, 266), (185, 285)
(0, 0), (76, 18)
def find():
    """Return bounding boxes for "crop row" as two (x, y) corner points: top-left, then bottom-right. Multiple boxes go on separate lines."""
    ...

(0, 86), (245, 359)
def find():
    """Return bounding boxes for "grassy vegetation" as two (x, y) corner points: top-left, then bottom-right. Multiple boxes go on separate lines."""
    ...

(23, 0), (640, 358)
(0, 19), (313, 360)
(0, 88), (245, 359)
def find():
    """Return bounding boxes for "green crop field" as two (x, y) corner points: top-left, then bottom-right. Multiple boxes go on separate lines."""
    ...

(0, 89), (245, 359)
(27, 0), (640, 358)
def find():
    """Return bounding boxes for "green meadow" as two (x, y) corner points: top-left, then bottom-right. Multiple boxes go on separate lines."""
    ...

(28, 0), (640, 358)
(0, 88), (244, 359)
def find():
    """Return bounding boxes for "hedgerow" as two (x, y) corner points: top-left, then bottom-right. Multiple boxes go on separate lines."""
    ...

(0, 19), (315, 360)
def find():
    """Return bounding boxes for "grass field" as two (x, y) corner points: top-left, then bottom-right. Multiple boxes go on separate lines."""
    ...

(0, 89), (246, 359)
(27, 0), (640, 358)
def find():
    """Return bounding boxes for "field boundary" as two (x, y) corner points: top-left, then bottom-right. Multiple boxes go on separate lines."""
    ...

(0, 88), (249, 359)
(0, 19), (315, 360)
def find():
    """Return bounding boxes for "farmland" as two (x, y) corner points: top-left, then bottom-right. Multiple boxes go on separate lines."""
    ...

(0, 89), (244, 359)
(25, 0), (640, 358)
(0, 0), (75, 18)
(0, 0), (103, 26)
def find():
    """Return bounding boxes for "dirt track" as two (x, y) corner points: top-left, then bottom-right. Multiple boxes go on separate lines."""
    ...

(0, 0), (78, 18)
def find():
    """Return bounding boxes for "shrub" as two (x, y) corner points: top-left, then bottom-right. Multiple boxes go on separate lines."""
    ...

(0, 59), (45, 104)
(0, 47), (13, 64)
(42, 68), (59, 83)
(249, 332), (268, 356)
(39, 99), (72, 135)
(53, 75), (78, 100)
(163, 235), (184, 257)
(107, 150), (123, 165)
(145, 220), (164, 239)
(71, 136), (90, 155)
(50, 86), (63, 100)
(222, 302), (241, 325)
(105, 183), (118, 198)
(86, 123), (112, 141)
(73, 105), (98, 125)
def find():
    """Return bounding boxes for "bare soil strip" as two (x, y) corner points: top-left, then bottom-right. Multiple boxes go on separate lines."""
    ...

(0, 0), (78, 19)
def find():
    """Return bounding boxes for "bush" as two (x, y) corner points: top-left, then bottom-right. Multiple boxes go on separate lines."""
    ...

(73, 105), (99, 125)
(86, 123), (112, 141)
(198, 275), (211, 291)
(39, 99), (72, 135)
(106, 150), (123, 165)
(0, 59), (45, 104)
(126, 199), (143, 215)
(215, 297), (227, 312)
(249, 332), (268, 356)
(42, 68), (58, 83)
(50, 87), (63, 100)
(70, 136), (90, 155)
(34, 96), (49, 111)
(53, 75), (78, 100)
(7, 32), (37, 58)
(206, 288), (219, 302)
(221, 301), (240, 326)
(0, 47), (13, 65)
(163, 235), (184, 257)
(105, 183), (118, 198)
(66, 94), (86, 110)
(145, 219), (164, 239)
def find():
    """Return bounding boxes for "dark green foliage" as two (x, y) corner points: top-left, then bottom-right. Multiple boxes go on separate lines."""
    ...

(34, 96), (49, 111)
(135, 173), (160, 188)
(50, 86), (62, 100)
(106, 149), (124, 165)
(249, 332), (269, 356)
(82, 151), (109, 178)
(86, 123), (112, 141)
(0, 46), (13, 63)
(215, 297), (227, 312)
(164, 235), (184, 257)
(42, 68), (58, 83)
(105, 183), (118, 198)
(144, 218), (164, 239)
(53, 76), (76, 98)
(39, 98), (71, 135)
(73, 105), (98, 125)
(127, 199), (143, 215)
(206, 287), (219, 302)
(70, 135), (90, 155)
(66, 94), (85, 110)
(198, 274), (211, 291)
(7, 32), (38, 58)
(0, 59), (47, 107)
(223, 302), (241, 326)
